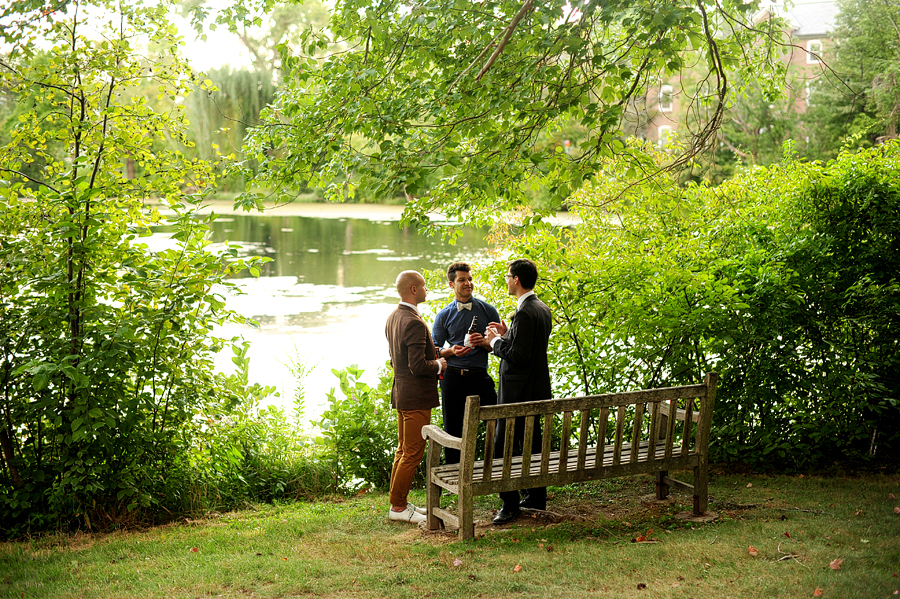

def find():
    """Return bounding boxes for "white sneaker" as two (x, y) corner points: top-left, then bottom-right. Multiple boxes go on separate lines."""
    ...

(407, 503), (427, 515)
(388, 505), (427, 524)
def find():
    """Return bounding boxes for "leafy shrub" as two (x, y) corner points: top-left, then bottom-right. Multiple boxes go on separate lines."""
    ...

(182, 343), (338, 513)
(315, 365), (440, 491)
(485, 142), (900, 469)
(315, 365), (397, 491)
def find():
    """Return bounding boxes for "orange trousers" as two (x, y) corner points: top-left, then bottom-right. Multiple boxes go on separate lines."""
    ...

(389, 408), (431, 507)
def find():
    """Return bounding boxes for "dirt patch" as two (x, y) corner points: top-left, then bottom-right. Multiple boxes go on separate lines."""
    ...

(416, 476), (717, 541)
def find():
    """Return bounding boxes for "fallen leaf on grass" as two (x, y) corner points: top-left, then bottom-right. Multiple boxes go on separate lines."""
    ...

(637, 582), (647, 589)
(813, 588), (823, 596)
(748, 545), (759, 557)
(829, 558), (843, 570)
(746, 483), (753, 488)
(784, 532), (791, 538)
(189, 547), (199, 553)
(513, 564), (522, 573)
(894, 507), (899, 514)
(452, 558), (463, 567)
(889, 493), (895, 500)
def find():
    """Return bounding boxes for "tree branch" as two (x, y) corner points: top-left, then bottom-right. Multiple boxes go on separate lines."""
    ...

(476, 0), (534, 81)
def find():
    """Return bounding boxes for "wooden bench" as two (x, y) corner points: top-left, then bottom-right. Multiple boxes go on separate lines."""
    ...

(421, 372), (718, 540)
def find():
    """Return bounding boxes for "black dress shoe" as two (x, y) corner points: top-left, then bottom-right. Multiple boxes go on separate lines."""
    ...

(519, 498), (546, 510)
(492, 507), (521, 525)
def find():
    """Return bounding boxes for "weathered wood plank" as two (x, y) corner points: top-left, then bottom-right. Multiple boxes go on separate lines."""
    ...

(560, 412), (572, 474)
(521, 415), (535, 479)
(613, 405), (625, 466)
(577, 411), (590, 470)
(422, 425), (462, 449)
(483, 419), (495, 482)
(541, 414), (552, 475)
(630, 402), (644, 464)
(502, 416), (515, 479)
(478, 384), (708, 419)
(664, 399), (677, 459)
(681, 398), (694, 457)
(597, 406), (608, 459)
(433, 507), (459, 529)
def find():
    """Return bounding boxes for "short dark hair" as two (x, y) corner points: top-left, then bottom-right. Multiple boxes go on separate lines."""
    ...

(508, 259), (538, 289)
(447, 262), (471, 282)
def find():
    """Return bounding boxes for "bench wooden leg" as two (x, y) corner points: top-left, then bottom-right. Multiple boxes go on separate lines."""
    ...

(655, 470), (669, 500)
(693, 462), (708, 515)
(425, 439), (444, 531)
(426, 478), (443, 531)
(458, 487), (474, 540)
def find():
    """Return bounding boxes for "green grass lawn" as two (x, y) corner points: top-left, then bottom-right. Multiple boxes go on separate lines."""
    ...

(2, 472), (898, 598)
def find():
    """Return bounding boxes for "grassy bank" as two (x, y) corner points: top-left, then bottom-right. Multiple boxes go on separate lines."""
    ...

(2, 473), (898, 598)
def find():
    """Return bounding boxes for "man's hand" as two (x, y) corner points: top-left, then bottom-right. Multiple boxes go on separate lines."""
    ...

(450, 344), (472, 357)
(482, 326), (500, 347)
(488, 320), (508, 336)
(438, 357), (448, 371)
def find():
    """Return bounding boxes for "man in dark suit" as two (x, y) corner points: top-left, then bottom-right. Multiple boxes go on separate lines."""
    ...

(482, 259), (553, 525)
(385, 270), (447, 524)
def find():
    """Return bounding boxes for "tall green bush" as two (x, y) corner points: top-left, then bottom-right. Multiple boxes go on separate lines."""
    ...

(485, 142), (900, 469)
(0, 0), (269, 536)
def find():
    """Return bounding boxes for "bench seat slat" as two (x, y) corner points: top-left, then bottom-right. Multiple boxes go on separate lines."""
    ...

(431, 440), (700, 488)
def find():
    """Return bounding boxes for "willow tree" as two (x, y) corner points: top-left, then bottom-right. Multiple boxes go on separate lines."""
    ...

(201, 0), (783, 222)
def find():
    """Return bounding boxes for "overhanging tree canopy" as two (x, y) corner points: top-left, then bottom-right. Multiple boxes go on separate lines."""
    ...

(219, 0), (782, 225)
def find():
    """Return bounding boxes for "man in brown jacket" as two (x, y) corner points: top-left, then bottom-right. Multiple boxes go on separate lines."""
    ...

(385, 270), (447, 524)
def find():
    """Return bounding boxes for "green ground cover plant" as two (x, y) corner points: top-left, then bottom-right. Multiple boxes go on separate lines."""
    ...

(1, 473), (897, 599)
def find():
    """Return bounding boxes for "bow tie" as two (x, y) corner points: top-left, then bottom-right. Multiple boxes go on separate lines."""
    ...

(457, 302), (473, 311)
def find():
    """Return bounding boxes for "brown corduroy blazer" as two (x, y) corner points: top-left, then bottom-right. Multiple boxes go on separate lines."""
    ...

(385, 304), (441, 411)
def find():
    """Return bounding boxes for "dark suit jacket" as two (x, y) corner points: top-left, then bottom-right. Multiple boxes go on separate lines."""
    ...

(385, 304), (441, 410)
(492, 294), (553, 404)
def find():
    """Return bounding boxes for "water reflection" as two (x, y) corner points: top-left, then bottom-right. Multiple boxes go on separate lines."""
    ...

(207, 214), (491, 286)
(194, 211), (493, 421)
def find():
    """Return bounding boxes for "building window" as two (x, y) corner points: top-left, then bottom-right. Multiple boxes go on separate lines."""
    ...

(659, 84), (674, 112)
(658, 125), (673, 148)
(807, 39), (822, 64)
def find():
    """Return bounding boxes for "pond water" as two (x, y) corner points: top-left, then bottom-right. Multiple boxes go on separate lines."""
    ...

(188, 205), (495, 422)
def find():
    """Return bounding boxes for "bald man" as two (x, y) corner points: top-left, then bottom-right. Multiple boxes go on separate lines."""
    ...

(385, 270), (447, 524)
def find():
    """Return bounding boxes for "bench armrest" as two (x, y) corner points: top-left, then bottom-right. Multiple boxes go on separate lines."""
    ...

(422, 424), (462, 450)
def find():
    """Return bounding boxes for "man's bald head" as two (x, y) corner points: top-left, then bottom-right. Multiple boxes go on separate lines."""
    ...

(396, 270), (427, 305)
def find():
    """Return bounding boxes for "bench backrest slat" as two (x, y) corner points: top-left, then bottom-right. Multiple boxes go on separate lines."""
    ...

(630, 402), (645, 463)
(482, 418), (496, 482)
(612, 405), (626, 466)
(541, 415), (553, 474)
(664, 398), (678, 459)
(681, 398), (695, 457)
(502, 417), (515, 479)
(649, 401), (660, 454)
(560, 412), (572, 474)
(596, 407), (609, 468)
(521, 415), (536, 476)
(577, 411), (590, 470)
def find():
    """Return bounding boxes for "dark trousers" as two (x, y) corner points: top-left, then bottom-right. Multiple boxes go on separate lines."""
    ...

(494, 414), (547, 510)
(440, 367), (497, 465)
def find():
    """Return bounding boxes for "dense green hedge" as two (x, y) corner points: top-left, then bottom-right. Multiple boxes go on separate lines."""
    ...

(480, 142), (900, 469)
